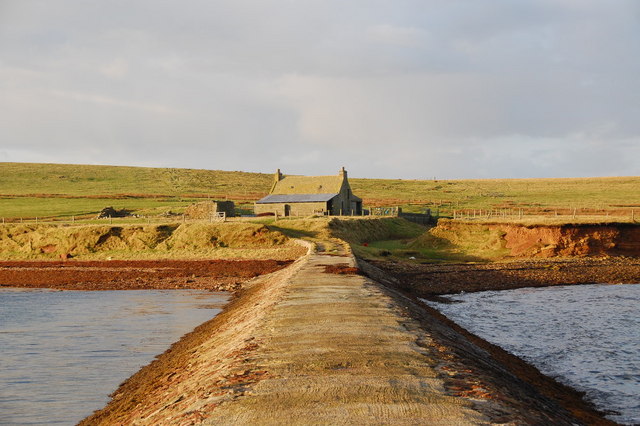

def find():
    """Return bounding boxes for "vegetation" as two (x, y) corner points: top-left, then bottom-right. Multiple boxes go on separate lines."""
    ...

(0, 163), (270, 219)
(260, 217), (432, 260)
(1, 162), (638, 220)
(0, 162), (271, 196)
(0, 222), (304, 260)
(351, 176), (640, 215)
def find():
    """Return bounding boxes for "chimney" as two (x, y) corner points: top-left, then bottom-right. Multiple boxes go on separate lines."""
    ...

(275, 168), (283, 182)
(339, 167), (347, 178)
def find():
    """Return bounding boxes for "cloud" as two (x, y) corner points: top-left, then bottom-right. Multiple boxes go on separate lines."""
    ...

(48, 89), (181, 114)
(100, 58), (129, 79)
(0, 0), (638, 179)
(367, 24), (428, 47)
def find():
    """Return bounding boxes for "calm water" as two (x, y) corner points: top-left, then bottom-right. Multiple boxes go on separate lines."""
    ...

(425, 284), (640, 425)
(0, 288), (229, 425)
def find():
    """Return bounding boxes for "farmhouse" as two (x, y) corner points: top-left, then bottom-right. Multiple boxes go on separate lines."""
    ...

(255, 168), (363, 216)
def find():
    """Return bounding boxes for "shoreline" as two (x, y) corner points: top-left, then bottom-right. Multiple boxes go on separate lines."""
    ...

(81, 248), (619, 424)
(366, 256), (640, 298)
(358, 256), (640, 424)
(80, 248), (312, 425)
(4, 252), (632, 423)
(0, 259), (293, 292)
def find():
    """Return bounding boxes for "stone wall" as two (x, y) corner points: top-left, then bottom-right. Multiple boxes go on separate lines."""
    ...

(255, 202), (328, 217)
(185, 201), (235, 219)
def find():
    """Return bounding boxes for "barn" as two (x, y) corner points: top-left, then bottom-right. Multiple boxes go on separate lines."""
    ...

(255, 168), (363, 217)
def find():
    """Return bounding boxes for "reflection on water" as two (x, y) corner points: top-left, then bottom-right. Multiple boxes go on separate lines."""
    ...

(0, 288), (229, 425)
(425, 284), (640, 425)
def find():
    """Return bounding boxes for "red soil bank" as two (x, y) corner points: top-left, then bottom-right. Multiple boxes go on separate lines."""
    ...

(438, 220), (640, 258)
(0, 259), (292, 292)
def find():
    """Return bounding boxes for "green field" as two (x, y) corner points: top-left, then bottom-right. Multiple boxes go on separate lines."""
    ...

(1, 162), (638, 220)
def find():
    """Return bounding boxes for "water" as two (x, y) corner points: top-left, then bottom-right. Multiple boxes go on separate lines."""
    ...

(424, 284), (640, 425)
(0, 288), (229, 425)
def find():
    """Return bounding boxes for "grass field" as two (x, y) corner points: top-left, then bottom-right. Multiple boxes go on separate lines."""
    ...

(1, 162), (638, 220)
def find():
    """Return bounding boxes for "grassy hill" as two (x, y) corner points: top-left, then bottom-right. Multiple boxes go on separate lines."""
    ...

(0, 163), (272, 218)
(1, 162), (638, 220)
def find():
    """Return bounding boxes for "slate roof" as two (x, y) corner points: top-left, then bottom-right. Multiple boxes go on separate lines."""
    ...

(256, 193), (338, 204)
(271, 175), (344, 194)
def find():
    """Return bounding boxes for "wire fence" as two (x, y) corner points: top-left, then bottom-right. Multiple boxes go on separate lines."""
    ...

(0, 212), (228, 226)
(450, 207), (637, 222)
(1, 207), (638, 225)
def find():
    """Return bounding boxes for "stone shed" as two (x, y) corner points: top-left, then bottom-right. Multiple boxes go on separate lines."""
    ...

(185, 201), (235, 219)
(255, 168), (362, 216)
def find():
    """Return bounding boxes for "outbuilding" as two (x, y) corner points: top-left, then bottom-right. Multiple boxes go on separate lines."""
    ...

(255, 168), (362, 216)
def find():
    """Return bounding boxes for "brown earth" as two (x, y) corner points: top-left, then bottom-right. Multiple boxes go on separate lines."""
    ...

(322, 263), (362, 275)
(0, 259), (292, 292)
(367, 257), (640, 298)
(433, 220), (640, 258)
(495, 223), (640, 257)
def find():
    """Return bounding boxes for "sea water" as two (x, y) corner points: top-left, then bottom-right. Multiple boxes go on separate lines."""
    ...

(424, 284), (640, 425)
(0, 288), (229, 425)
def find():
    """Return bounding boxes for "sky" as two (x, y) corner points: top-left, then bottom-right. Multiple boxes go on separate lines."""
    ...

(1, 0), (639, 179)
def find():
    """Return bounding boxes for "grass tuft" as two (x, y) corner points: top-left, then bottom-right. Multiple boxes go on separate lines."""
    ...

(0, 222), (301, 260)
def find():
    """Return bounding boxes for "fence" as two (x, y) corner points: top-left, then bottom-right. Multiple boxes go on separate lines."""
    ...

(451, 208), (637, 222)
(1, 212), (227, 225)
(368, 206), (434, 225)
(4, 207), (636, 225)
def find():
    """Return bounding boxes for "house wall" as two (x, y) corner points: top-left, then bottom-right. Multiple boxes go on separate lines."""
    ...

(255, 202), (329, 217)
(330, 180), (362, 215)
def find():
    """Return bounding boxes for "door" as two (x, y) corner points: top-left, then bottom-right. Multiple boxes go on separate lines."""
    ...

(284, 204), (291, 217)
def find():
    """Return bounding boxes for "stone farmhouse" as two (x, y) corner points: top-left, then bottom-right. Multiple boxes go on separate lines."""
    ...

(255, 168), (363, 217)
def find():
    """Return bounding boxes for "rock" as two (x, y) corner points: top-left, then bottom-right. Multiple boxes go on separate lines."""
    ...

(97, 206), (132, 219)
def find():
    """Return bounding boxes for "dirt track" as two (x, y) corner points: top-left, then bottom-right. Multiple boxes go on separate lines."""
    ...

(80, 243), (614, 425)
(0, 259), (292, 292)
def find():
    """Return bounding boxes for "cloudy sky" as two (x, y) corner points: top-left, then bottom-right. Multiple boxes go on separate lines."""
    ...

(1, 1), (639, 179)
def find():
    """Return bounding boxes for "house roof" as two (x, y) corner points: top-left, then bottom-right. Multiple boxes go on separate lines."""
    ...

(256, 193), (338, 204)
(271, 175), (344, 195)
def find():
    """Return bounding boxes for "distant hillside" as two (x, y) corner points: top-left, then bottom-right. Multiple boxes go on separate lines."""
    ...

(0, 162), (638, 219)
(0, 163), (272, 197)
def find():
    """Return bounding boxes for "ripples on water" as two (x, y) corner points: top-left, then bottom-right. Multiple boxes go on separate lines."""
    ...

(0, 288), (229, 425)
(425, 283), (640, 425)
